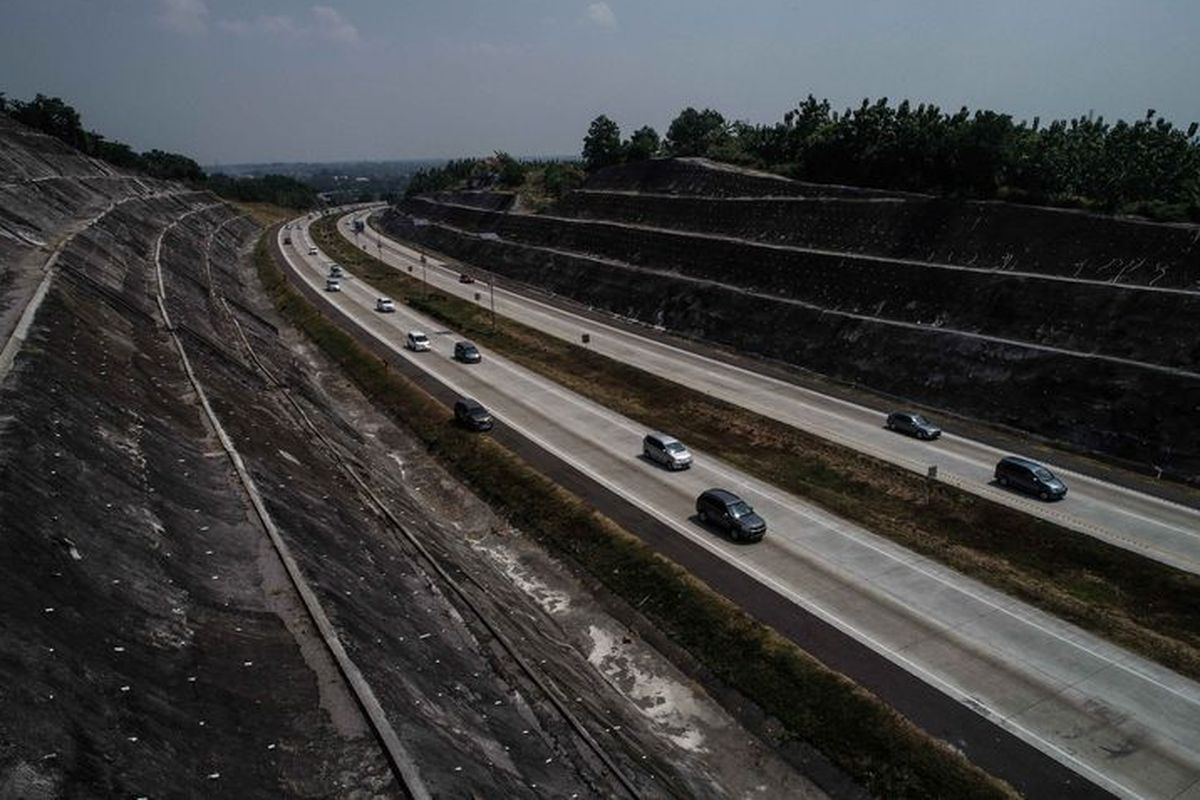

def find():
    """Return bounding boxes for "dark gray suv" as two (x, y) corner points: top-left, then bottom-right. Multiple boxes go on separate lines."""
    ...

(454, 341), (481, 363)
(454, 397), (493, 431)
(695, 488), (766, 542)
(994, 456), (1067, 501)
(886, 411), (941, 440)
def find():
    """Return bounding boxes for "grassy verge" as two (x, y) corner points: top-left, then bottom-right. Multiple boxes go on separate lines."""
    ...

(314, 214), (1200, 683)
(256, 230), (1015, 799)
(232, 202), (298, 227)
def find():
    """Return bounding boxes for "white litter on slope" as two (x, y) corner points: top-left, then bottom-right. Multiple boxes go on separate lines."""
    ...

(587, 625), (719, 753)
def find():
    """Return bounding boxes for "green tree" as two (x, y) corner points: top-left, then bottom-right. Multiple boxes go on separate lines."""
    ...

(542, 162), (585, 198)
(625, 125), (660, 161)
(582, 114), (622, 171)
(88, 132), (145, 170)
(494, 151), (526, 188)
(664, 107), (729, 157)
(8, 93), (89, 151)
(141, 149), (204, 182)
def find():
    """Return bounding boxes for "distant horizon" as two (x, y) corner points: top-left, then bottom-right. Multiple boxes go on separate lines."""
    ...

(204, 154), (580, 171)
(2, 2), (1197, 164)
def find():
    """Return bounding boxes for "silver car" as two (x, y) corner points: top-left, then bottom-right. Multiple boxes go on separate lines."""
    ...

(643, 432), (693, 470)
(405, 331), (431, 352)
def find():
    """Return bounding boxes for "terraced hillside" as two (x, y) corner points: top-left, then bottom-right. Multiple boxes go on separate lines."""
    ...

(383, 158), (1200, 482)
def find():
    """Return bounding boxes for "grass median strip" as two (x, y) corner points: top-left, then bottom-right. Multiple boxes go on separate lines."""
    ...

(315, 214), (1200, 683)
(259, 229), (1015, 798)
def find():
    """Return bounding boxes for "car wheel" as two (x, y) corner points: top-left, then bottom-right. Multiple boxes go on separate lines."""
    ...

(998, 475), (1009, 487)
(698, 509), (708, 523)
(886, 420), (894, 430)
(1039, 490), (1050, 501)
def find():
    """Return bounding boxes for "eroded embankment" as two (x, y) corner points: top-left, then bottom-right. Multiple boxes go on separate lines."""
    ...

(385, 166), (1200, 482)
(0, 191), (409, 797)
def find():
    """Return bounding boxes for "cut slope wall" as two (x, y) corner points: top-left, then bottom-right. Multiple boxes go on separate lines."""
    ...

(554, 191), (1200, 290)
(400, 197), (1200, 371)
(382, 204), (1200, 482)
(584, 157), (908, 199)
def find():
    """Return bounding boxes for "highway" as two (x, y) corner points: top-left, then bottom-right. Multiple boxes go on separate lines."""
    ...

(340, 210), (1200, 577)
(283, 215), (1200, 799)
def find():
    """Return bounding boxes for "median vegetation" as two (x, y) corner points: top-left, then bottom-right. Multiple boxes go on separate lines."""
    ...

(314, 214), (1200, 685)
(259, 227), (1015, 799)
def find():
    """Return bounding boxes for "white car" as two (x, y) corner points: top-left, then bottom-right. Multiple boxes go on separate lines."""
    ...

(375, 297), (396, 313)
(325, 278), (341, 292)
(307, 246), (319, 256)
(405, 331), (431, 352)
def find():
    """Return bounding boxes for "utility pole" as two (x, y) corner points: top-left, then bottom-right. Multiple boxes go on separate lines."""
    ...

(489, 270), (496, 332)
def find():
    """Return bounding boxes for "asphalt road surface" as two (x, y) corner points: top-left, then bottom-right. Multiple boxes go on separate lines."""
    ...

(285, 215), (1200, 799)
(341, 210), (1200, 578)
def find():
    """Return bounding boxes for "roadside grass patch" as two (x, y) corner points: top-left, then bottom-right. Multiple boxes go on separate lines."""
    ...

(257, 229), (1015, 799)
(312, 215), (1200, 682)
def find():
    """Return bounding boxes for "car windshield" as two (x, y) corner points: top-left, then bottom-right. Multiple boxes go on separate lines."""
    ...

(728, 501), (753, 518)
(462, 345), (477, 353)
(413, 334), (427, 342)
(912, 415), (930, 426)
(1033, 467), (1056, 481)
(665, 442), (687, 453)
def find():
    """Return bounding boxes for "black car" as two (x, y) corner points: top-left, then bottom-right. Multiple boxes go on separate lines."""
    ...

(695, 488), (766, 542)
(886, 411), (942, 440)
(454, 397), (494, 431)
(454, 341), (481, 363)
(994, 456), (1067, 501)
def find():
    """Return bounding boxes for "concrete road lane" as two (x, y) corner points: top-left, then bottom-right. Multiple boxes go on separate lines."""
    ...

(336, 212), (1200, 577)
(289, 219), (1200, 799)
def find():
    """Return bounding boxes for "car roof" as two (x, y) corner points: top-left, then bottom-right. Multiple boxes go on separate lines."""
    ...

(701, 487), (741, 503)
(409, 330), (427, 337)
(456, 396), (482, 408)
(647, 431), (681, 444)
(1000, 455), (1044, 468)
(457, 340), (476, 347)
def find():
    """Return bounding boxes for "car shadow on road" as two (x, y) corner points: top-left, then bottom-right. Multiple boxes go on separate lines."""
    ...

(689, 513), (759, 545)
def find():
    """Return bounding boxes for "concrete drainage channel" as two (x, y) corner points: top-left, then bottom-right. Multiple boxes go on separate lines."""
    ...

(151, 207), (433, 798)
(0, 189), (204, 385)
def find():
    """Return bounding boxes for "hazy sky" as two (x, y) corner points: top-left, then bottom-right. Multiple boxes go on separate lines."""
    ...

(2, 1), (1198, 164)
